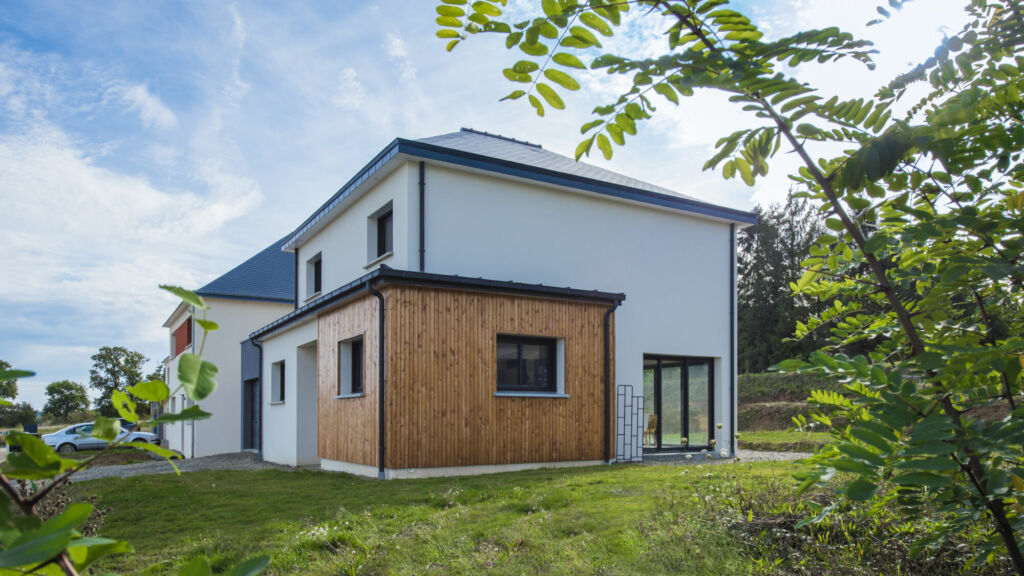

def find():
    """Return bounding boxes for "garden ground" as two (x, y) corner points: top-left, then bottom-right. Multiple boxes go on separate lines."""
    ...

(75, 458), (1009, 575)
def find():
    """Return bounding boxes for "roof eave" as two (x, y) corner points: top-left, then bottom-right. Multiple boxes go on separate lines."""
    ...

(280, 137), (757, 253)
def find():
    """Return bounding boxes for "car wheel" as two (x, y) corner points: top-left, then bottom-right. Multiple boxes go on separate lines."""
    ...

(57, 443), (77, 455)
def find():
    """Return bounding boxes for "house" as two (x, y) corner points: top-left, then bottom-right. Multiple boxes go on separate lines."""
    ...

(161, 237), (294, 458)
(162, 128), (756, 477)
(248, 128), (754, 477)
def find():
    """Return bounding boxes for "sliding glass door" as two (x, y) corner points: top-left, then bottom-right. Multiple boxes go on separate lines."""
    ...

(642, 355), (714, 451)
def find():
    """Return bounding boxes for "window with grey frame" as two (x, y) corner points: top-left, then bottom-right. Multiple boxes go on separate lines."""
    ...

(337, 336), (364, 396)
(496, 335), (556, 393)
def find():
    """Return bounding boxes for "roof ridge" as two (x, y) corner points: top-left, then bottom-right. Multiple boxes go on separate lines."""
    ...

(459, 127), (542, 149)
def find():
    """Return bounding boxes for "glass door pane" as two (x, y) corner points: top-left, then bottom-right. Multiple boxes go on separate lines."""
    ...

(687, 361), (711, 447)
(643, 359), (657, 448)
(660, 360), (684, 448)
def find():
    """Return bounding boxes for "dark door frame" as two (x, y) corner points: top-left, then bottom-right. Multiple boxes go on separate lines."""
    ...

(242, 378), (261, 451)
(644, 354), (715, 452)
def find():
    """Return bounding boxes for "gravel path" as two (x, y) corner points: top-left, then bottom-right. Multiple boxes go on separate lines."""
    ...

(642, 448), (809, 466)
(72, 452), (291, 482)
(68, 448), (807, 482)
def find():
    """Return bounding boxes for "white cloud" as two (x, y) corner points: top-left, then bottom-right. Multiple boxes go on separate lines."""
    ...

(114, 83), (177, 129)
(332, 68), (366, 110)
(386, 32), (417, 81)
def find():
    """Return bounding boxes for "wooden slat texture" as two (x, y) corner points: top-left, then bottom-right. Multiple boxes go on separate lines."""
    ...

(317, 294), (379, 466)
(384, 285), (614, 469)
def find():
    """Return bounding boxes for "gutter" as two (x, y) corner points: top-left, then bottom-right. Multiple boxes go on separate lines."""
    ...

(366, 281), (386, 480)
(603, 300), (622, 464)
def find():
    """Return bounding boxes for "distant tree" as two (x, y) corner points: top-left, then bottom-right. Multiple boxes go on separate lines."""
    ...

(43, 380), (90, 423)
(89, 346), (148, 417)
(737, 193), (825, 373)
(0, 359), (20, 399)
(0, 402), (37, 428)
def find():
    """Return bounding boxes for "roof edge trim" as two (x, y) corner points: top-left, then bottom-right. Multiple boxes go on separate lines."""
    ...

(281, 136), (757, 251)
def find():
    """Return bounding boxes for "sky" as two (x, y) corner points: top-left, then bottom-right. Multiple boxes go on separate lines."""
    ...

(0, 0), (968, 409)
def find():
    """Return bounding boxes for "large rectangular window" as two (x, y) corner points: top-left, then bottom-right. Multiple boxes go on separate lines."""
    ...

(496, 335), (556, 392)
(376, 210), (393, 258)
(337, 336), (364, 396)
(271, 360), (286, 403)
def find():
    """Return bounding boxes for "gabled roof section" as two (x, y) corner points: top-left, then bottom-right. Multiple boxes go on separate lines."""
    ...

(282, 128), (757, 251)
(195, 236), (295, 303)
(419, 128), (693, 199)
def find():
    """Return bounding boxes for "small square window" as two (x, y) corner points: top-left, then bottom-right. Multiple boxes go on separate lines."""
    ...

(496, 335), (556, 392)
(271, 360), (286, 403)
(377, 210), (393, 258)
(338, 336), (364, 396)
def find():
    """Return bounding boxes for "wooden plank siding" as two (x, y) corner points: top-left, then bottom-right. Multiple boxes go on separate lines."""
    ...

(317, 294), (379, 466)
(384, 285), (614, 470)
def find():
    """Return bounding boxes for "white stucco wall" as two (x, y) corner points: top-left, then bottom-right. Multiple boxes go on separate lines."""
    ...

(419, 163), (737, 453)
(294, 163), (415, 302)
(163, 298), (293, 457)
(260, 319), (318, 466)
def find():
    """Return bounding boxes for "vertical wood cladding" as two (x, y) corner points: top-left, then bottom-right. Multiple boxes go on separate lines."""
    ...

(384, 286), (614, 469)
(317, 294), (379, 466)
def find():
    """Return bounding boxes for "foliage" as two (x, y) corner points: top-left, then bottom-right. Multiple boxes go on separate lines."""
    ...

(738, 193), (827, 373)
(436, 0), (1024, 571)
(88, 346), (148, 418)
(738, 371), (841, 404)
(43, 381), (90, 423)
(737, 429), (831, 453)
(0, 402), (38, 428)
(0, 287), (266, 575)
(0, 360), (20, 400)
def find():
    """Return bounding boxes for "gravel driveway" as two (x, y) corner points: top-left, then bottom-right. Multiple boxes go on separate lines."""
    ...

(72, 452), (290, 482)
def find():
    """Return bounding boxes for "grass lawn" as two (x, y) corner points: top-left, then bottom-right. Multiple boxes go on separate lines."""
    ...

(74, 459), (1008, 575)
(78, 461), (801, 575)
(738, 429), (831, 453)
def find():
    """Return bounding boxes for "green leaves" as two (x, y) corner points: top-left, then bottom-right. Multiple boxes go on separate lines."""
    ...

(543, 69), (579, 91)
(154, 405), (213, 424)
(536, 83), (564, 110)
(92, 417), (122, 442)
(5, 432), (77, 480)
(160, 285), (207, 310)
(552, 52), (585, 69)
(128, 379), (170, 403)
(178, 353), (218, 401)
(111, 390), (138, 423)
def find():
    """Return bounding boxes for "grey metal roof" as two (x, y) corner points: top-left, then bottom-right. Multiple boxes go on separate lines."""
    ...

(418, 128), (698, 200)
(196, 236), (295, 303)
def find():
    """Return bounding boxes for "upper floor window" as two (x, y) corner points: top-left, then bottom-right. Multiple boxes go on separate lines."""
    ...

(377, 210), (393, 258)
(172, 318), (192, 357)
(496, 335), (557, 393)
(306, 252), (322, 298)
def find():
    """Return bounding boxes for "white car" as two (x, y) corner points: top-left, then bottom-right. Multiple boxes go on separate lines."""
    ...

(41, 422), (159, 455)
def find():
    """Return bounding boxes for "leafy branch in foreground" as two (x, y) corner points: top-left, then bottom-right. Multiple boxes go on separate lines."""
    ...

(438, 0), (1024, 572)
(0, 285), (267, 575)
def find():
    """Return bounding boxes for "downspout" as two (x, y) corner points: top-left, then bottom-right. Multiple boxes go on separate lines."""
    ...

(603, 300), (621, 464)
(294, 247), (300, 309)
(367, 281), (386, 479)
(729, 223), (736, 457)
(249, 336), (265, 460)
(418, 161), (426, 272)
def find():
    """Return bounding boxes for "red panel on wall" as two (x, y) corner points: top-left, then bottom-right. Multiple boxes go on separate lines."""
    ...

(173, 319), (192, 357)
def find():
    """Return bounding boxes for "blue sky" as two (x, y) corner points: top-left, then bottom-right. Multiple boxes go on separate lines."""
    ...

(0, 1), (966, 409)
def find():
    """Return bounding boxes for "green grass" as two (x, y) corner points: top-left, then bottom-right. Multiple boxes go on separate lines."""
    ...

(76, 462), (801, 575)
(738, 429), (831, 453)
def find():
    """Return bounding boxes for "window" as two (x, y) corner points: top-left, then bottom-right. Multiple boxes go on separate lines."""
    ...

(376, 210), (393, 258)
(170, 396), (176, 413)
(172, 318), (192, 357)
(271, 360), (286, 403)
(337, 336), (364, 396)
(306, 253), (322, 298)
(496, 335), (557, 392)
